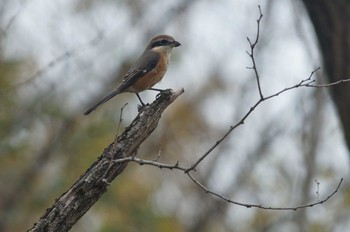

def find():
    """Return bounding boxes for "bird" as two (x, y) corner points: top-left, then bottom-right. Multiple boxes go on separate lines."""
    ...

(83, 34), (181, 115)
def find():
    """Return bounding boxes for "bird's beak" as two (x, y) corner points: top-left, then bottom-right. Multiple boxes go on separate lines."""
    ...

(172, 40), (181, 47)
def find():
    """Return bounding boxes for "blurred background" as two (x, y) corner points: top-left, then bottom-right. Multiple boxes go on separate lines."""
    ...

(1, 0), (349, 231)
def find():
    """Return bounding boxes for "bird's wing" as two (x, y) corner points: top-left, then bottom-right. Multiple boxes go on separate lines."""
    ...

(118, 50), (160, 92)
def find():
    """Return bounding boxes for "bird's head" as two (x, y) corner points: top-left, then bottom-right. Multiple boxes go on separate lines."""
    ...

(146, 35), (181, 54)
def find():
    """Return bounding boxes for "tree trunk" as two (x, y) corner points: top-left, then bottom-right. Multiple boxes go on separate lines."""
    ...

(302, 0), (350, 152)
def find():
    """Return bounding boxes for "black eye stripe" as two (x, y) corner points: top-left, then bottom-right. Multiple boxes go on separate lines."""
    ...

(151, 39), (173, 48)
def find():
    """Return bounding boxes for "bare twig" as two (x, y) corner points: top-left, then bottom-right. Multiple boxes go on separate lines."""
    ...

(306, 78), (350, 87)
(179, 5), (348, 210)
(0, 0), (27, 36)
(116, 103), (128, 139)
(246, 5), (264, 99)
(187, 173), (342, 210)
(185, 69), (350, 174)
(108, 142), (343, 210)
(315, 179), (320, 201)
(113, 156), (186, 172)
(185, 6), (264, 173)
(184, 8), (348, 174)
(185, 68), (320, 173)
(153, 145), (162, 162)
(113, 150), (344, 210)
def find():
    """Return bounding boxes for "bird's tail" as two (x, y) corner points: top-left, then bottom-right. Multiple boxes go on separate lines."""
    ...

(83, 89), (121, 115)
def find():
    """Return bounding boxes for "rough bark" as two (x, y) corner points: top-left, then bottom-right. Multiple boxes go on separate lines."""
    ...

(28, 89), (184, 232)
(302, 0), (350, 151)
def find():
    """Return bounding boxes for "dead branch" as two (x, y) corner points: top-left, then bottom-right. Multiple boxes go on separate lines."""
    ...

(28, 89), (184, 232)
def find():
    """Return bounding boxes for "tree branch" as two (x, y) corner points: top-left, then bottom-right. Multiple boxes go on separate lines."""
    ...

(187, 173), (343, 211)
(109, 151), (343, 210)
(28, 89), (184, 232)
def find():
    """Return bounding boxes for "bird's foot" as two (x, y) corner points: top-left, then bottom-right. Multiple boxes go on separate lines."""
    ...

(156, 89), (172, 99)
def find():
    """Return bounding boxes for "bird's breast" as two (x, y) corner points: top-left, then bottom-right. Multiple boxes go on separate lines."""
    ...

(130, 53), (170, 92)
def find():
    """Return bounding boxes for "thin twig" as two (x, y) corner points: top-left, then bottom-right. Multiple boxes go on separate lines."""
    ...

(307, 78), (350, 88)
(113, 156), (187, 172)
(315, 179), (320, 201)
(110, 147), (343, 210)
(186, 68), (321, 173)
(187, 173), (343, 210)
(1, 0), (27, 36)
(246, 5), (264, 99)
(185, 5), (349, 191)
(115, 103), (128, 139)
(153, 145), (162, 162)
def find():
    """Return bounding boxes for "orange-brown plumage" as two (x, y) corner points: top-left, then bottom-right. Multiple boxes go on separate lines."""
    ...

(83, 35), (180, 115)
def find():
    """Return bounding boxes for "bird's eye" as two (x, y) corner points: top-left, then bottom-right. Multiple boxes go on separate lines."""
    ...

(151, 39), (170, 48)
(157, 39), (168, 46)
